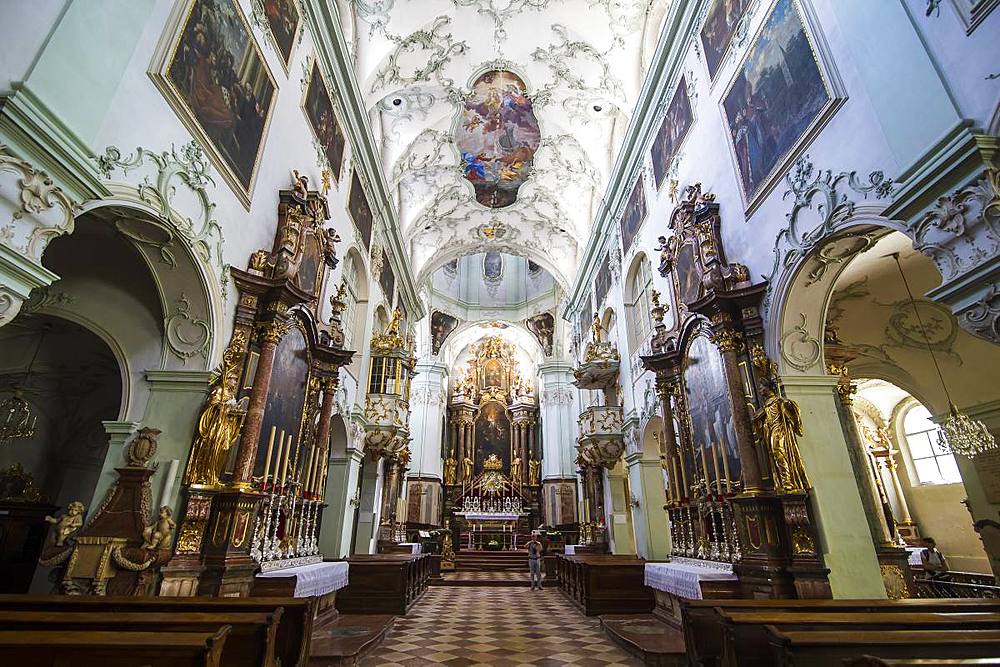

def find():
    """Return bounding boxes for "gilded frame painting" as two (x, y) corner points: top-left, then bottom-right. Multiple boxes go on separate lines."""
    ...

(700, 0), (754, 81)
(720, 0), (843, 214)
(619, 176), (648, 256)
(256, 0), (302, 72)
(650, 75), (694, 192)
(150, 0), (278, 209)
(347, 172), (374, 251)
(301, 58), (346, 184)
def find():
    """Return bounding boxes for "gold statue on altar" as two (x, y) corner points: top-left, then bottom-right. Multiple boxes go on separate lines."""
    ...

(528, 457), (540, 486)
(462, 455), (474, 482)
(591, 313), (604, 343)
(510, 455), (522, 483)
(444, 453), (457, 485)
(184, 336), (249, 487)
(753, 384), (810, 493)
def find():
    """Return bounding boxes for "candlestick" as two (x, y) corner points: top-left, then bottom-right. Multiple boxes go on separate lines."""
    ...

(679, 450), (688, 498)
(274, 431), (286, 491)
(303, 446), (316, 496)
(711, 441), (722, 495)
(312, 447), (323, 494)
(262, 426), (276, 487)
(671, 456), (680, 502)
(721, 442), (732, 494)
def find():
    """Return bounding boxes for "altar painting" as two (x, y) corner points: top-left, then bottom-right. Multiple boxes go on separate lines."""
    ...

(682, 334), (740, 487)
(162, 0), (276, 202)
(476, 400), (511, 474)
(456, 70), (541, 209)
(255, 325), (311, 472)
(722, 0), (832, 204)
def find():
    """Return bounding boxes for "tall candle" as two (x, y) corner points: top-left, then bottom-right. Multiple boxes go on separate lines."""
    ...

(273, 432), (285, 491)
(280, 434), (292, 486)
(679, 451), (688, 498)
(671, 456), (680, 502)
(311, 447), (322, 494)
(721, 443), (732, 494)
(700, 443), (710, 492)
(262, 426), (276, 486)
(303, 446), (315, 495)
(711, 441), (722, 495)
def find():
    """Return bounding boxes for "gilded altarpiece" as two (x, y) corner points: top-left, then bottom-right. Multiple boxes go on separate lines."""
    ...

(641, 184), (829, 599)
(164, 180), (353, 596)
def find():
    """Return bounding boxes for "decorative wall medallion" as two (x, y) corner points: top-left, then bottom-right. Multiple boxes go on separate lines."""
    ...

(959, 282), (1000, 345)
(779, 313), (822, 371)
(165, 294), (212, 361)
(802, 233), (878, 286)
(882, 297), (960, 362)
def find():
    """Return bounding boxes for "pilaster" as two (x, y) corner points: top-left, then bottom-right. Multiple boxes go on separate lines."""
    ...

(626, 451), (671, 560)
(90, 420), (140, 511)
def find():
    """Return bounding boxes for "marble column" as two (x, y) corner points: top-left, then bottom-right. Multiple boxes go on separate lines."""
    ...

(232, 322), (284, 485)
(538, 361), (579, 481)
(712, 327), (763, 491)
(887, 458), (914, 525)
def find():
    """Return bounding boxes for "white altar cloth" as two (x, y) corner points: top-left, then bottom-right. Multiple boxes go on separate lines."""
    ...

(644, 558), (737, 600)
(256, 561), (349, 598)
(398, 542), (423, 554)
(906, 546), (924, 567)
(564, 544), (582, 555)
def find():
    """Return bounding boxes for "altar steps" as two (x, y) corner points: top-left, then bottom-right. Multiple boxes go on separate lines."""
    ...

(455, 550), (530, 572)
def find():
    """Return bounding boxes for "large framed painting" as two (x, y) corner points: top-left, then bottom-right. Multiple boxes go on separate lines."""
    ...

(650, 76), (694, 191)
(153, 0), (277, 207)
(302, 61), (346, 183)
(721, 0), (839, 211)
(378, 254), (395, 303)
(258, 0), (301, 70)
(348, 173), (374, 250)
(700, 0), (753, 80)
(619, 177), (648, 256)
(595, 252), (612, 308)
(431, 311), (459, 355)
(682, 333), (741, 487)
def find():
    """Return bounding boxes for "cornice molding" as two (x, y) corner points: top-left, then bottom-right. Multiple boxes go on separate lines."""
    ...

(561, 0), (707, 322)
(304, 0), (425, 322)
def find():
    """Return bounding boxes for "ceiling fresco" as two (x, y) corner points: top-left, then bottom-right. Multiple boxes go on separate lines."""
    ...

(346, 0), (672, 289)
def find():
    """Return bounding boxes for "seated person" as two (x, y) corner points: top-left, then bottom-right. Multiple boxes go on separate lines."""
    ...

(920, 536), (950, 580)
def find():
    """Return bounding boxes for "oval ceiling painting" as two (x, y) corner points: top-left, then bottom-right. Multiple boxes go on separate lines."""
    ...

(456, 70), (541, 209)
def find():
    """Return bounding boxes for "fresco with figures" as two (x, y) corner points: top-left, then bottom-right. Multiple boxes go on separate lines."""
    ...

(456, 70), (541, 209)
(165, 0), (276, 195)
(722, 0), (832, 203)
(701, 0), (752, 79)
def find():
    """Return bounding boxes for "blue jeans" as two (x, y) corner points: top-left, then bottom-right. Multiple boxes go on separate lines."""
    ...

(529, 558), (542, 587)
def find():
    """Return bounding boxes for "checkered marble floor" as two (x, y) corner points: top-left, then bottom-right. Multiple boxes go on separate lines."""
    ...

(443, 571), (528, 582)
(358, 586), (642, 666)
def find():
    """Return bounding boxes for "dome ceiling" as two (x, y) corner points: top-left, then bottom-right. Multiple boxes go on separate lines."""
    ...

(346, 0), (671, 289)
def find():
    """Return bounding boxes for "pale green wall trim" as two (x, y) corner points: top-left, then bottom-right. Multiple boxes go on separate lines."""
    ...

(562, 0), (707, 321)
(303, 0), (424, 322)
(883, 121), (993, 223)
(0, 83), (109, 202)
(0, 242), (59, 299)
(144, 370), (213, 392)
(538, 360), (575, 374)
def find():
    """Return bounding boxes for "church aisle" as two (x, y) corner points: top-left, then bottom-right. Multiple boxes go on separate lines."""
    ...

(358, 585), (642, 666)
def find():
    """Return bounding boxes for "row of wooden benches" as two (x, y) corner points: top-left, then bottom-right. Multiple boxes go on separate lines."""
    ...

(683, 597), (1000, 666)
(0, 594), (317, 667)
(555, 554), (655, 616)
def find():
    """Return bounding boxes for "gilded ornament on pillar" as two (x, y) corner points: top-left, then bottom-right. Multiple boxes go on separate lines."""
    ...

(260, 319), (291, 344)
(371, 309), (405, 354)
(753, 384), (811, 493)
(183, 335), (250, 488)
(826, 362), (856, 404)
(711, 326), (742, 353)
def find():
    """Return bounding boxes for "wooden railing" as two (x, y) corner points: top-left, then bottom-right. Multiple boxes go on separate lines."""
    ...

(914, 573), (1000, 598)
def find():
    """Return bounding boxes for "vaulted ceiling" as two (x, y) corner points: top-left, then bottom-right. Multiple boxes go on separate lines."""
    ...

(345, 0), (672, 291)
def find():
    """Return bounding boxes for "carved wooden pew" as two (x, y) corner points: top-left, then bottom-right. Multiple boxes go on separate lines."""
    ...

(555, 554), (654, 616)
(766, 628), (1000, 666)
(335, 553), (430, 615)
(0, 610), (280, 667)
(0, 594), (314, 666)
(719, 610), (1000, 667)
(681, 598), (1000, 667)
(0, 627), (231, 667)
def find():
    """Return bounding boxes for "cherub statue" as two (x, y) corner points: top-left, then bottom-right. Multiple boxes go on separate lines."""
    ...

(444, 454), (458, 486)
(321, 227), (341, 269)
(142, 505), (176, 550)
(45, 501), (85, 547)
(655, 236), (673, 275)
(591, 313), (604, 343)
(753, 383), (810, 493)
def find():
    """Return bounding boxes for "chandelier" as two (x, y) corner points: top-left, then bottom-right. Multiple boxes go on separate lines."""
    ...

(891, 253), (996, 458)
(0, 321), (48, 446)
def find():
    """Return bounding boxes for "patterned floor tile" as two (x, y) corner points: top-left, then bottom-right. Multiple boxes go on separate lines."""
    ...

(358, 587), (642, 666)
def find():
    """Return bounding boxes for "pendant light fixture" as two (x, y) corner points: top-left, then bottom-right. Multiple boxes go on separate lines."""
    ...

(890, 252), (996, 458)
(0, 322), (49, 446)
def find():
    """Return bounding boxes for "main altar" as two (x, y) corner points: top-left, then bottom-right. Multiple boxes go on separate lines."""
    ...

(443, 336), (542, 550)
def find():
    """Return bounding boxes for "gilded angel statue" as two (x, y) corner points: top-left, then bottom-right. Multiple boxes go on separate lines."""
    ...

(753, 384), (810, 493)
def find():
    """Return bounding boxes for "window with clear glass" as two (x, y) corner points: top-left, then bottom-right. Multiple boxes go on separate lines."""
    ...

(626, 256), (653, 351)
(903, 404), (962, 485)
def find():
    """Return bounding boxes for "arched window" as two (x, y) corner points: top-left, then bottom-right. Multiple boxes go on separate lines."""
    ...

(902, 404), (961, 485)
(625, 254), (653, 351)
